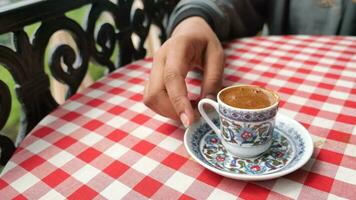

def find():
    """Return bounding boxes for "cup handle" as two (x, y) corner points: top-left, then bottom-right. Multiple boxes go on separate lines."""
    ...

(198, 98), (222, 137)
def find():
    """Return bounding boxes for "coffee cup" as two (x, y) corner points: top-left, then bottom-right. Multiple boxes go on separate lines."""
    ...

(198, 85), (279, 158)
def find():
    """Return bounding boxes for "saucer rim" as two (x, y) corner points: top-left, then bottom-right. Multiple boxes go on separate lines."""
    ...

(184, 113), (314, 181)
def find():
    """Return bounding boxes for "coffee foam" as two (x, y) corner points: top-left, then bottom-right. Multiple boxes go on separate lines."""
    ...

(219, 86), (277, 109)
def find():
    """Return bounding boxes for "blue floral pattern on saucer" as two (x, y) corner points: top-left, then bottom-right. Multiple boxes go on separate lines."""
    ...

(200, 129), (293, 175)
(185, 113), (313, 180)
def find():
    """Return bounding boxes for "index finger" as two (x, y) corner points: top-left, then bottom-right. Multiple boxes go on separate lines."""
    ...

(144, 51), (179, 120)
(163, 43), (195, 126)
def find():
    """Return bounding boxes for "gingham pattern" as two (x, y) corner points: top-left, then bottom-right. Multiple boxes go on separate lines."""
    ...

(1, 36), (355, 200)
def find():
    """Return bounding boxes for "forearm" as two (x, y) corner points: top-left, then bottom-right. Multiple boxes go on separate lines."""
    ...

(167, 0), (267, 41)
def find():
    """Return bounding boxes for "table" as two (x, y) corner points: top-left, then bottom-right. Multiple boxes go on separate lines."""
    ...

(0, 36), (355, 200)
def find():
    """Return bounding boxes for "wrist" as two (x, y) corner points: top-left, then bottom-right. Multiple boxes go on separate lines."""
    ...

(172, 16), (213, 37)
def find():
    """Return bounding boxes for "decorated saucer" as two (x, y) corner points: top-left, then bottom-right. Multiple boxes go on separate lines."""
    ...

(184, 113), (313, 181)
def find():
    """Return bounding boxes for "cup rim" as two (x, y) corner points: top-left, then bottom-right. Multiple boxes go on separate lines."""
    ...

(217, 84), (280, 111)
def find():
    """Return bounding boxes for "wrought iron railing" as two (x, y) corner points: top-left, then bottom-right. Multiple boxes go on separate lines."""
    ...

(0, 0), (178, 165)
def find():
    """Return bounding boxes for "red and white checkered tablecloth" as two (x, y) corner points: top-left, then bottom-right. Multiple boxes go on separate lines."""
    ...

(1, 36), (355, 200)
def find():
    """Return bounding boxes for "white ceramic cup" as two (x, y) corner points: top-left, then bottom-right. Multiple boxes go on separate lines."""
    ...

(198, 85), (279, 158)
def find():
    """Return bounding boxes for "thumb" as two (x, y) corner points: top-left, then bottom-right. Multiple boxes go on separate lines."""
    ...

(201, 43), (224, 99)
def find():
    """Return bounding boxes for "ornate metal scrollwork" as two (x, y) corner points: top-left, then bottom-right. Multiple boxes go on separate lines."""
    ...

(87, 0), (151, 70)
(0, 81), (10, 131)
(34, 15), (90, 97)
(86, 0), (118, 71)
(146, 0), (180, 42)
(87, 0), (179, 70)
(0, 30), (59, 145)
(0, 0), (178, 165)
(0, 80), (15, 165)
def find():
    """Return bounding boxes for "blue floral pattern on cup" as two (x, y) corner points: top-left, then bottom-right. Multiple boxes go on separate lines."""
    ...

(198, 85), (280, 157)
(221, 117), (274, 146)
(219, 105), (278, 122)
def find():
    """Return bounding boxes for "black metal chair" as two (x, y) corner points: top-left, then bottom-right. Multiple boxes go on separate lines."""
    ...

(0, 0), (179, 165)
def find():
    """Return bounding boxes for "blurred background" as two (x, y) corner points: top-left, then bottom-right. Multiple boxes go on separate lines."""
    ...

(0, 0), (161, 141)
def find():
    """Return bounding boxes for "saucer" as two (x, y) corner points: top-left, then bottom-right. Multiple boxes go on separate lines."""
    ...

(184, 113), (313, 181)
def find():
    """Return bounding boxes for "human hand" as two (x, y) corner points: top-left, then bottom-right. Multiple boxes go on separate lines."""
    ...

(144, 17), (224, 126)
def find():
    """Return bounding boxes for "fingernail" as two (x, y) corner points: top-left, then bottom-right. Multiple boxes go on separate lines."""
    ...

(180, 113), (190, 127)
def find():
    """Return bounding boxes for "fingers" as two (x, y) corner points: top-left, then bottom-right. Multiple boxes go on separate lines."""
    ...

(164, 40), (195, 126)
(144, 38), (196, 125)
(144, 85), (178, 120)
(144, 48), (178, 120)
(144, 33), (215, 127)
(201, 43), (224, 99)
